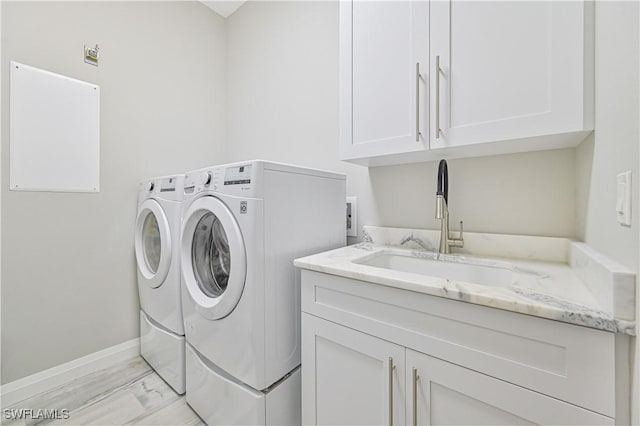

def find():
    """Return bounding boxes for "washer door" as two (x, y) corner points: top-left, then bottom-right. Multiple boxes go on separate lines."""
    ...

(181, 196), (247, 320)
(135, 199), (172, 289)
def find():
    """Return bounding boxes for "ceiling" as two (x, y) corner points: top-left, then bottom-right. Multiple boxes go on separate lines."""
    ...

(201, 1), (246, 18)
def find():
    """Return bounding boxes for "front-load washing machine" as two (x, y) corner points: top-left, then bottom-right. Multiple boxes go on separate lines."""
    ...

(180, 160), (346, 425)
(135, 174), (186, 394)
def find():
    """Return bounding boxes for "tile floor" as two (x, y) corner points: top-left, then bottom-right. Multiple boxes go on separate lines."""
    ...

(2, 357), (203, 426)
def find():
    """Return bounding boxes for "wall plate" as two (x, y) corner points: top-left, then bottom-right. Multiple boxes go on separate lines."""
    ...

(346, 196), (357, 237)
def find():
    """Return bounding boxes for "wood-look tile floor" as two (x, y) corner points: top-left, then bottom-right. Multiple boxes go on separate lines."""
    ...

(2, 356), (204, 426)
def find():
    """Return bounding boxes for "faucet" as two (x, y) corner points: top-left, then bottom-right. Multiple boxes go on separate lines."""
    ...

(435, 159), (464, 254)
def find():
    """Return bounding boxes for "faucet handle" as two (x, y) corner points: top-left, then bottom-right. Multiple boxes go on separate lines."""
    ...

(450, 220), (464, 248)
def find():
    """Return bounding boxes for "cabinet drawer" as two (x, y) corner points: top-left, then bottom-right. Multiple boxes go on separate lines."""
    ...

(301, 270), (615, 417)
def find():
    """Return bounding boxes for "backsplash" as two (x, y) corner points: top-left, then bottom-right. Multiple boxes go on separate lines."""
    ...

(362, 226), (569, 263)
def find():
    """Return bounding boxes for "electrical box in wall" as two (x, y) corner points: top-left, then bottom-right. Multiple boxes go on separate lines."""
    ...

(10, 61), (100, 192)
(346, 196), (357, 237)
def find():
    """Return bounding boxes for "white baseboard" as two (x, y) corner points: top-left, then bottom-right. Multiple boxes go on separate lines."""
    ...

(1, 338), (140, 408)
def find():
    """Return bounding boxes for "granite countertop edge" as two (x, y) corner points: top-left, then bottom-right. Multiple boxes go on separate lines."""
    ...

(295, 243), (636, 336)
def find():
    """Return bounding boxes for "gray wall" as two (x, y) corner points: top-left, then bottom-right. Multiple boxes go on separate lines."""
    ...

(226, 1), (576, 242)
(1, 1), (227, 384)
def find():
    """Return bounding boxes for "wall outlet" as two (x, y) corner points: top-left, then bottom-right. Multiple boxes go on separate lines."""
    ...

(84, 44), (99, 66)
(346, 196), (357, 237)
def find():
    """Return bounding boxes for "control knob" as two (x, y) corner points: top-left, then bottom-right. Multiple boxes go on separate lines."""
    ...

(197, 171), (212, 186)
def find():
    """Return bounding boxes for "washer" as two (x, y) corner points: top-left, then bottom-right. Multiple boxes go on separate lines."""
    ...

(180, 161), (346, 425)
(135, 174), (186, 394)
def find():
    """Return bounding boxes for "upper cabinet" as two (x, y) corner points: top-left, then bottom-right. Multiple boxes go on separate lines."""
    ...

(340, 1), (594, 167)
(339, 2), (429, 161)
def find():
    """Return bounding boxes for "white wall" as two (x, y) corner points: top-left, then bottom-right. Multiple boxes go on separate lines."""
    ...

(2, 3), (638, 418)
(576, 2), (639, 272)
(1, 1), (227, 384)
(226, 3), (639, 418)
(0, 0), (3, 388)
(573, 2), (639, 421)
(226, 1), (577, 243)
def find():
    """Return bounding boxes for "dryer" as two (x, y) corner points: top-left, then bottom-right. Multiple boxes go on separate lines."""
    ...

(135, 174), (186, 394)
(180, 161), (346, 425)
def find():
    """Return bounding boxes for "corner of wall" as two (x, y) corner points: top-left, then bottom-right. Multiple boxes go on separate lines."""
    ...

(574, 133), (594, 242)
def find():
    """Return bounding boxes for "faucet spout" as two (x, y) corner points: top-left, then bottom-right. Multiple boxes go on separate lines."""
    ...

(436, 159), (448, 204)
(435, 159), (463, 254)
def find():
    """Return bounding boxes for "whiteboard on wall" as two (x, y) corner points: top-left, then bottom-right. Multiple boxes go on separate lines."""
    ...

(10, 61), (100, 192)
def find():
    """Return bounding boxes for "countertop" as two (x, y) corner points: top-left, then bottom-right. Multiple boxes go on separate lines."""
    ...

(294, 226), (636, 335)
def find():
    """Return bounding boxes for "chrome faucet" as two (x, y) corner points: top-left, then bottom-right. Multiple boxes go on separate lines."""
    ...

(435, 160), (464, 254)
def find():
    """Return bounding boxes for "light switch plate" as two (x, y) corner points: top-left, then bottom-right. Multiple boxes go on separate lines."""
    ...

(616, 171), (632, 227)
(346, 196), (357, 237)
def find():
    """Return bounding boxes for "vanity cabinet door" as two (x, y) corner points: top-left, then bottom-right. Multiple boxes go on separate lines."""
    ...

(302, 313), (406, 426)
(405, 349), (613, 426)
(339, 0), (429, 163)
(430, 1), (593, 151)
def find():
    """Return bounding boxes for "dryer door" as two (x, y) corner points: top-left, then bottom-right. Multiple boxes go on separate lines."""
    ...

(181, 195), (247, 320)
(135, 199), (172, 288)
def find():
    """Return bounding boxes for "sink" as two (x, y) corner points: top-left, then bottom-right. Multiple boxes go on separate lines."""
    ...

(355, 253), (513, 287)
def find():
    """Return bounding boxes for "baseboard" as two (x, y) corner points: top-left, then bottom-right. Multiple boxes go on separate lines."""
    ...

(0, 338), (140, 408)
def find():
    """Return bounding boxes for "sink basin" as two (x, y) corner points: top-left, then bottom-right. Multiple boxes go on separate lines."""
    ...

(355, 253), (513, 287)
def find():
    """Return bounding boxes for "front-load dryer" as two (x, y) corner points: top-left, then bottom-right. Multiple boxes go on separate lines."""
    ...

(180, 161), (346, 425)
(135, 174), (186, 394)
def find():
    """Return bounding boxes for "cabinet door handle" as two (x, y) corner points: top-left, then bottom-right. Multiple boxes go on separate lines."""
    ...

(388, 357), (395, 426)
(416, 62), (421, 142)
(435, 55), (441, 140)
(412, 367), (419, 426)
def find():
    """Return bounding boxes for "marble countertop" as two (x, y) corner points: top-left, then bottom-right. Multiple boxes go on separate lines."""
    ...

(295, 226), (636, 336)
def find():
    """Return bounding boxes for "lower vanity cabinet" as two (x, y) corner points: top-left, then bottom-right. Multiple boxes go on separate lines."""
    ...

(302, 313), (614, 426)
(299, 269), (628, 425)
(301, 313), (406, 426)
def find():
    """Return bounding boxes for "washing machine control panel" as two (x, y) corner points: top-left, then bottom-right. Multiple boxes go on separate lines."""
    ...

(194, 171), (211, 186)
(185, 170), (215, 194)
(139, 175), (184, 202)
(159, 177), (178, 193)
(185, 165), (255, 195)
(139, 180), (156, 194)
(224, 165), (252, 186)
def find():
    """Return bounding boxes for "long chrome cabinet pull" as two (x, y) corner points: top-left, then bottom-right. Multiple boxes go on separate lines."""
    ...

(416, 62), (421, 142)
(388, 357), (395, 426)
(412, 367), (419, 426)
(435, 55), (441, 140)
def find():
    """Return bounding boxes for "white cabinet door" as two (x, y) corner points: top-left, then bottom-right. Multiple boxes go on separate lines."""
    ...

(405, 349), (613, 426)
(302, 314), (405, 426)
(430, 1), (593, 150)
(340, 1), (429, 162)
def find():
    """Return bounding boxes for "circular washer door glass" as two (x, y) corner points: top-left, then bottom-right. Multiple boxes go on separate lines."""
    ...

(142, 212), (162, 274)
(191, 212), (231, 298)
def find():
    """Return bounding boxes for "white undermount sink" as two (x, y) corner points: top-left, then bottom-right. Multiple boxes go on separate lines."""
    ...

(355, 252), (514, 287)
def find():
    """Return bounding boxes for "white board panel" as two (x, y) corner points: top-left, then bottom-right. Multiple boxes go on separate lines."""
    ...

(10, 61), (100, 192)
